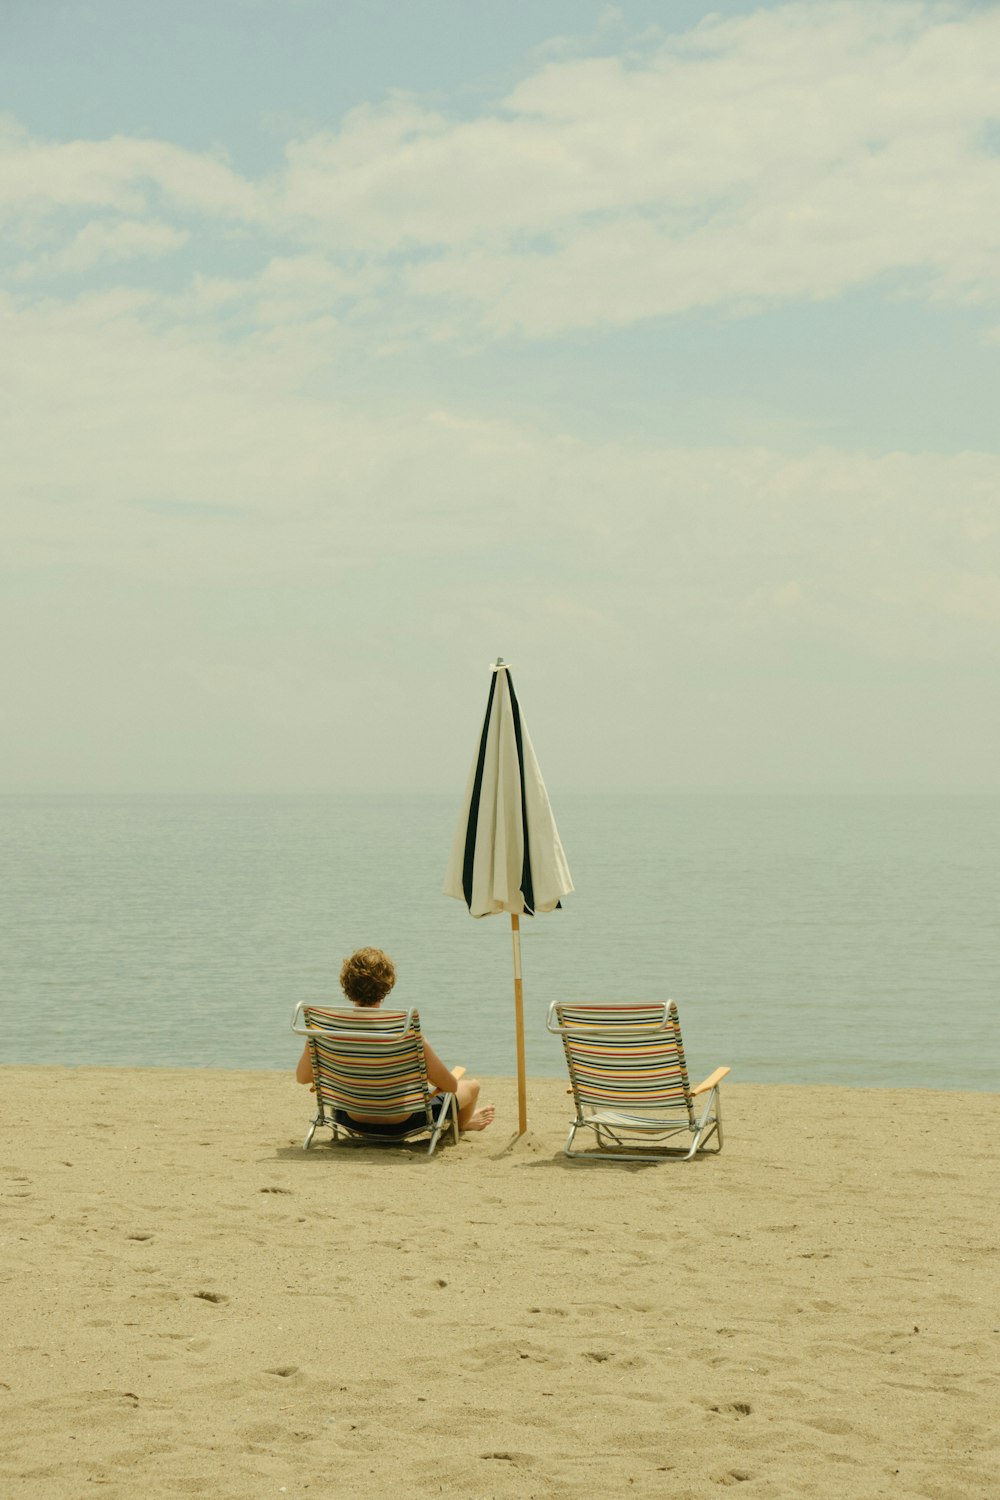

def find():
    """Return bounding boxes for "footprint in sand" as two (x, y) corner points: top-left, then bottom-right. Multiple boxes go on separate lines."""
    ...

(806, 1415), (855, 1435)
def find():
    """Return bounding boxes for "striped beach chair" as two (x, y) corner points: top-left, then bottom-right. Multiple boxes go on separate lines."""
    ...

(546, 1002), (730, 1161)
(291, 1005), (460, 1155)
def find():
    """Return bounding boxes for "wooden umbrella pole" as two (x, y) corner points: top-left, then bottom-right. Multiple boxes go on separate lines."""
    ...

(511, 913), (527, 1135)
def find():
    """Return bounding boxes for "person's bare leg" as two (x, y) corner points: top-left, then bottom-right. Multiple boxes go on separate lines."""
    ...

(456, 1078), (495, 1132)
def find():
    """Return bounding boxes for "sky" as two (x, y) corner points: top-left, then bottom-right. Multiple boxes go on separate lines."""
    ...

(2, 0), (999, 794)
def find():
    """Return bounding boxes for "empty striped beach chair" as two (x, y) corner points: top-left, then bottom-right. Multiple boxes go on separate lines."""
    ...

(546, 1002), (730, 1161)
(291, 1005), (460, 1155)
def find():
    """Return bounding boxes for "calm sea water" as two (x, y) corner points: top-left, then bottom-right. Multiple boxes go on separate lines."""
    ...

(1, 795), (996, 1090)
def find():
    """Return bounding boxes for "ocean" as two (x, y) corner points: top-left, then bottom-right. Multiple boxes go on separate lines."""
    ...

(1, 794), (996, 1090)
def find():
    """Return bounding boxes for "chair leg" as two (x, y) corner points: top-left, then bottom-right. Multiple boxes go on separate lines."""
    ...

(427, 1093), (455, 1155)
(685, 1088), (722, 1157)
(304, 1108), (339, 1151)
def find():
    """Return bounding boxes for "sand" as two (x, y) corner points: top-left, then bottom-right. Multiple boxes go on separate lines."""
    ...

(1, 1068), (997, 1499)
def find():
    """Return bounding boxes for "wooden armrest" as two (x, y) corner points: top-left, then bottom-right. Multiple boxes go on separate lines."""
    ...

(429, 1066), (467, 1099)
(690, 1066), (730, 1096)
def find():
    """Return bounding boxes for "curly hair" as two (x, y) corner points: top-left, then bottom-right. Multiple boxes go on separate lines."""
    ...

(339, 947), (397, 1007)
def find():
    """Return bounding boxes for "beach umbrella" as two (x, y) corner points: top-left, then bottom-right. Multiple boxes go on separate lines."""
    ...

(443, 659), (573, 1134)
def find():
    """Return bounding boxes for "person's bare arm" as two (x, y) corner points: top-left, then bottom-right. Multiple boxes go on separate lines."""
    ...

(423, 1039), (459, 1093)
(296, 1044), (314, 1085)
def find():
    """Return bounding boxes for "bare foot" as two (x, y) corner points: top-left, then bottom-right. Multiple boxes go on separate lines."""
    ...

(462, 1105), (496, 1132)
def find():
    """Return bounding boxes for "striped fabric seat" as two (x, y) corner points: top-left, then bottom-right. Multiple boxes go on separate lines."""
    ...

(547, 1002), (730, 1161)
(303, 1006), (431, 1119)
(291, 1006), (459, 1155)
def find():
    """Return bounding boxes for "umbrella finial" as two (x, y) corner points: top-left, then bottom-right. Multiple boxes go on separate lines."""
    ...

(492, 657), (510, 671)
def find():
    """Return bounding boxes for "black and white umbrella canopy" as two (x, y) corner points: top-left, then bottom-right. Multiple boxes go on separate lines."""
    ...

(444, 660), (573, 1134)
(444, 661), (573, 917)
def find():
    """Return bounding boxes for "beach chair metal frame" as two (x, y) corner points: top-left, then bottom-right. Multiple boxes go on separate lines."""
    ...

(546, 1001), (730, 1162)
(291, 1004), (460, 1156)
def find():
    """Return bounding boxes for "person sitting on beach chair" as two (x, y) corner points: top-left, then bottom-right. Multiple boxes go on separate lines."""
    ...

(295, 947), (495, 1134)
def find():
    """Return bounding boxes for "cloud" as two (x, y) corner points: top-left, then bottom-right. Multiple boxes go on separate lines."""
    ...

(0, 114), (261, 224)
(14, 218), (188, 279)
(3, 4), (1000, 341)
(1, 282), (997, 685)
(393, 3), (1000, 334)
(161, 254), (384, 329)
(2, 6), (998, 792)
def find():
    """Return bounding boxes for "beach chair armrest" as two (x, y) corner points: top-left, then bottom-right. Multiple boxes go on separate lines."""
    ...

(429, 1065), (467, 1098)
(690, 1066), (730, 1096)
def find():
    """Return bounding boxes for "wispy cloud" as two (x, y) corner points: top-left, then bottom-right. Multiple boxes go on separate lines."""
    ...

(3, 265), (997, 671)
(14, 217), (188, 279)
(2, 4), (999, 342)
(3, 3), (999, 795)
(0, 114), (260, 223)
